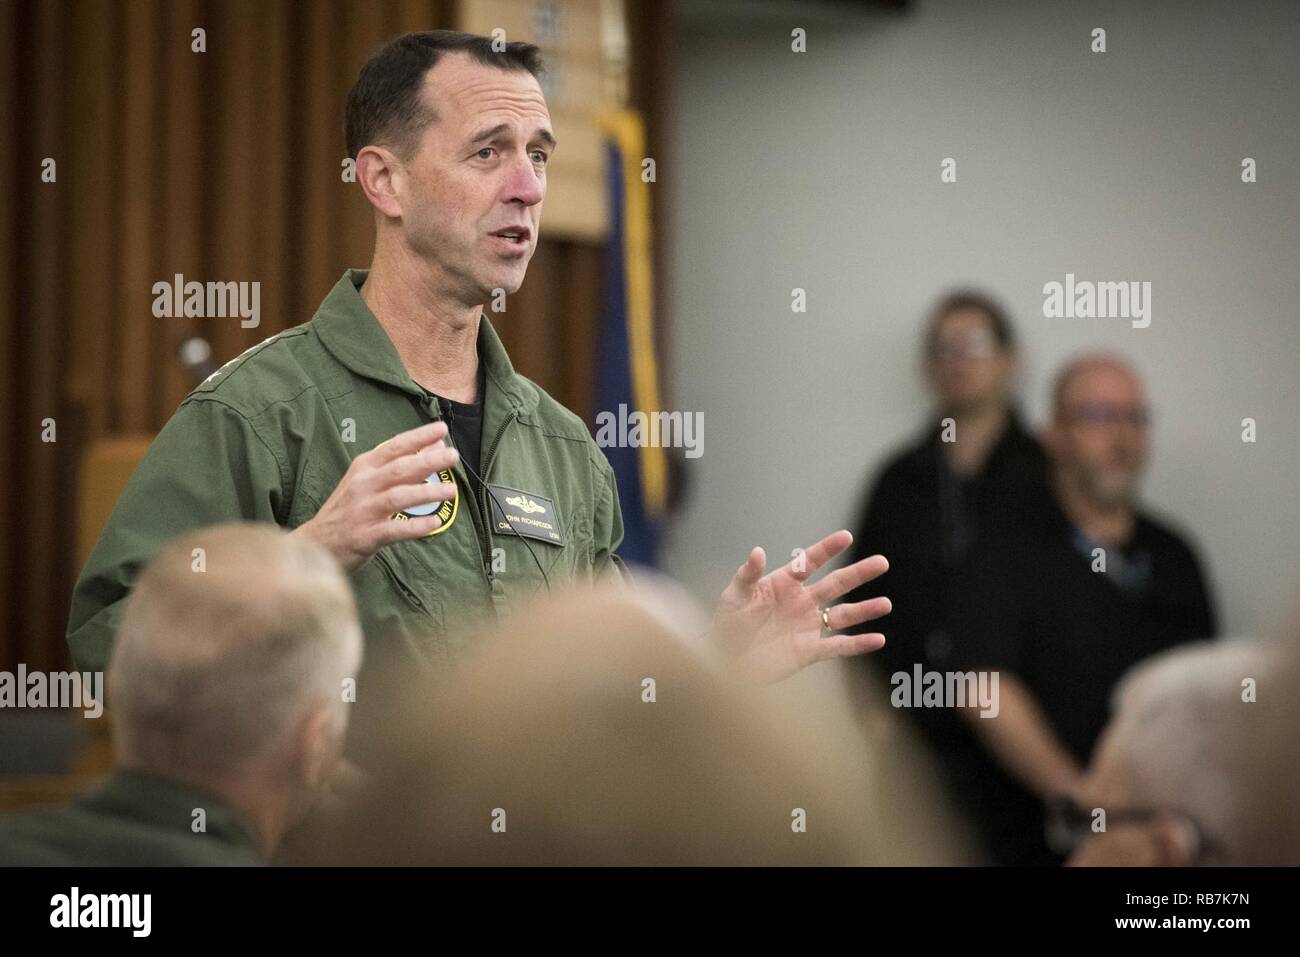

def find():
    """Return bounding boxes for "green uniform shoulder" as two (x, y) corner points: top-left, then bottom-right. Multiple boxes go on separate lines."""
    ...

(0, 799), (261, 867)
(0, 771), (263, 867)
(182, 320), (338, 419)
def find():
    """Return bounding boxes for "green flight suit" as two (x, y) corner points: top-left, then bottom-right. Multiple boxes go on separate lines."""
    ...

(0, 768), (262, 866)
(67, 269), (627, 683)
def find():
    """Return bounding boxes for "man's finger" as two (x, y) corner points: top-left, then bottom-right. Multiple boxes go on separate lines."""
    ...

(371, 442), (460, 491)
(787, 529), (854, 581)
(373, 512), (445, 548)
(730, 546), (766, 597)
(380, 479), (461, 518)
(366, 421), (450, 467)
(822, 595), (892, 631)
(807, 554), (890, 604)
(811, 631), (886, 664)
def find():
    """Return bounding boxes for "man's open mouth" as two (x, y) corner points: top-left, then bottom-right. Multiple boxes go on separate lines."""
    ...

(490, 226), (531, 245)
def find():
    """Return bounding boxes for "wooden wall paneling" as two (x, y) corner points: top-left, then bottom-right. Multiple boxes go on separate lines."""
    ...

(299, 0), (346, 323)
(561, 241), (601, 423)
(208, 0), (258, 367)
(157, 0), (205, 419)
(66, 0), (117, 441)
(395, 0), (446, 33)
(255, 0), (291, 340)
(340, 2), (394, 275)
(0, 0), (17, 672)
(117, 0), (158, 435)
(25, 0), (72, 671)
(0, 0), (17, 670)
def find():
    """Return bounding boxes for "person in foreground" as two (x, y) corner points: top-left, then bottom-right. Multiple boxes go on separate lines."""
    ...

(308, 578), (943, 867)
(0, 524), (361, 866)
(1064, 639), (1282, 866)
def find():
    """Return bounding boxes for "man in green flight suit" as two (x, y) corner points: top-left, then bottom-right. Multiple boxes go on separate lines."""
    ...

(68, 30), (893, 710)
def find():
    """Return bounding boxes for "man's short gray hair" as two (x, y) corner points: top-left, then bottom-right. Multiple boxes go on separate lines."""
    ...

(108, 523), (362, 777)
(1106, 639), (1280, 863)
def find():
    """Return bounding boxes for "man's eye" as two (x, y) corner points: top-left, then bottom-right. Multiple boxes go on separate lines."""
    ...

(476, 147), (495, 160)
(531, 150), (548, 165)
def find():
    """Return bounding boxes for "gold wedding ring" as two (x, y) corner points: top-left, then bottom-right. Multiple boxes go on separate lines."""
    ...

(820, 608), (832, 636)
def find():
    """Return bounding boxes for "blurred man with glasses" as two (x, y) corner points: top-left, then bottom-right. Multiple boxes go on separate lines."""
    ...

(952, 354), (1217, 865)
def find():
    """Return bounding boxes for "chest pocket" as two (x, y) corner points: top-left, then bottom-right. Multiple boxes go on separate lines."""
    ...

(490, 494), (589, 587)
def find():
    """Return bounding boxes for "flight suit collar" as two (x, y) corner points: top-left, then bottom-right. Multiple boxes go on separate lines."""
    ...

(81, 767), (262, 859)
(314, 269), (539, 415)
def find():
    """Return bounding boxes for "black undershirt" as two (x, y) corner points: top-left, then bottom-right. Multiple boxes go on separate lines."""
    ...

(423, 366), (485, 476)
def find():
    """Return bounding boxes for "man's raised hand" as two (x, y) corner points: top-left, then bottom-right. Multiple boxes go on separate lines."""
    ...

(711, 529), (891, 684)
(294, 421), (460, 571)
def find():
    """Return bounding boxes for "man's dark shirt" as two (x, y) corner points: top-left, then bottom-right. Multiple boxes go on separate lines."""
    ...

(844, 411), (1053, 864)
(953, 496), (1218, 762)
(949, 497), (1218, 864)
(845, 411), (1052, 746)
(422, 364), (486, 477)
(0, 768), (262, 866)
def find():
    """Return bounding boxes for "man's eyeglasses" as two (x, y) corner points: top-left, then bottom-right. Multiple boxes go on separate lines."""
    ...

(927, 331), (999, 360)
(1061, 402), (1150, 429)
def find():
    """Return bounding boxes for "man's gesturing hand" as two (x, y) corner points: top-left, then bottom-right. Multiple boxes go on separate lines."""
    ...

(711, 529), (891, 684)
(294, 421), (460, 571)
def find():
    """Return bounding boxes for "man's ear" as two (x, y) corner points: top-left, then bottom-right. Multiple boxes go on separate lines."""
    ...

(1151, 814), (1200, 866)
(294, 705), (338, 791)
(356, 145), (405, 219)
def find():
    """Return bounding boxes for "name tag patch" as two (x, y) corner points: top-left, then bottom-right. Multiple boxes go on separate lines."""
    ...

(486, 484), (564, 545)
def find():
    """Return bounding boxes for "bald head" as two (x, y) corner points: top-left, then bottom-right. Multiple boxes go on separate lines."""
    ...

(1046, 353), (1150, 509)
(1052, 354), (1144, 417)
(108, 523), (362, 780)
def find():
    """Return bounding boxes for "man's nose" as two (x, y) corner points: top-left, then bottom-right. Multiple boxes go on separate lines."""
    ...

(503, 156), (544, 207)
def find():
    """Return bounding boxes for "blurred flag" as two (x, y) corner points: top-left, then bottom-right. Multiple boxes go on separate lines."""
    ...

(593, 110), (667, 567)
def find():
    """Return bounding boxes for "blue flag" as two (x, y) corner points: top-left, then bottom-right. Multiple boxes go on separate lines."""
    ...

(592, 112), (666, 568)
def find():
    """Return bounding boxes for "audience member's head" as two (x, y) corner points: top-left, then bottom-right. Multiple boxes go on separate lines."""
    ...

(108, 522), (362, 857)
(1064, 639), (1280, 866)
(923, 290), (1018, 416)
(1046, 353), (1149, 509)
(320, 580), (908, 865)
